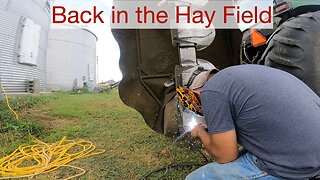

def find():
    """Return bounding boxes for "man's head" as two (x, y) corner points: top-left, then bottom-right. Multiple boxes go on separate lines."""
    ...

(177, 60), (219, 115)
(184, 59), (219, 96)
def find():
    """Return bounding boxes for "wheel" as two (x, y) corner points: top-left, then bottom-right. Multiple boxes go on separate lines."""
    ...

(261, 11), (320, 96)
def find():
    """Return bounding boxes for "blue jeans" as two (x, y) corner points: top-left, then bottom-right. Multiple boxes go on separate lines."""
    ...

(186, 153), (281, 180)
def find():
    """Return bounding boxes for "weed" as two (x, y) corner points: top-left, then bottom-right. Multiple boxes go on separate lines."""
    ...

(9, 95), (48, 110)
(0, 96), (45, 156)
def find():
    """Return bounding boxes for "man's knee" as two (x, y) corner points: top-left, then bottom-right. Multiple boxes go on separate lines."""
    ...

(186, 167), (209, 180)
(185, 172), (197, 180)
(185, 162), (227, 179)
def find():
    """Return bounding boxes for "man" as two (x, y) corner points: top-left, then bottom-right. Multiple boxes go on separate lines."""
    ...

(184, 64), (320, 179)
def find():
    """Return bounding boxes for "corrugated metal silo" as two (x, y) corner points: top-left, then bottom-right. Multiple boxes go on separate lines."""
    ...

(46, 26), (98, 91)
(0, 0), (51, 93)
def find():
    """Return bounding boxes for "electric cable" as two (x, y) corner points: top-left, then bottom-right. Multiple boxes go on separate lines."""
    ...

(142, 162), (205, 180)
(0, 136), (105, 179)
(141, 139), (210, 180)
(0, 83), (105, 179)
(0, 83), (19, 120)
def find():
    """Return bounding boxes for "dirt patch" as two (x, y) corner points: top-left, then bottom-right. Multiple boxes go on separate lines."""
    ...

(19, 109), (78, 129)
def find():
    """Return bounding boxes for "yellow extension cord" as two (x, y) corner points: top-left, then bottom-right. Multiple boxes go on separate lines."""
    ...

(0, 83), (19, 120)
(0, 83), (105, 179)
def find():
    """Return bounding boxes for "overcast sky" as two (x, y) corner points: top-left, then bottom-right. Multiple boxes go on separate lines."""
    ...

(53, 0), (122, 82)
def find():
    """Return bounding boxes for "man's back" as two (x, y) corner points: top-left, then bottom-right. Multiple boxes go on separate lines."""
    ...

(201, 65), (320, 179)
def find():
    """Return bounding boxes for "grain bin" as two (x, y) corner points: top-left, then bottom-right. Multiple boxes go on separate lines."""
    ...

(0, 0), (51, 93)
(46, 26), (98, 91)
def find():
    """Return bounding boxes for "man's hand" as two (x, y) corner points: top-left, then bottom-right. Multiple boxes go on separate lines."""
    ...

(191, 124), (207, 138)
(191, 126), (238, 164)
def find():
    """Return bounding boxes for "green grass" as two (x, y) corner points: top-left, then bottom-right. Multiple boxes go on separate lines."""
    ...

(0, 95), (46, 154)
(0, 91), (210, 179)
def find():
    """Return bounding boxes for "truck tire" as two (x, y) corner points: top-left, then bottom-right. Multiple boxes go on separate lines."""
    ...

(261, 11), (320, 96)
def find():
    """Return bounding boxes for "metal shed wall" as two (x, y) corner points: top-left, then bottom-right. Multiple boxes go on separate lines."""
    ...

(0, 0), (50, 93)
(46, 27), (97, 91)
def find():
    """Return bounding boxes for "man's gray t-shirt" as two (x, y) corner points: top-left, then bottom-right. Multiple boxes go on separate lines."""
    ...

(201, 65), (320, 179)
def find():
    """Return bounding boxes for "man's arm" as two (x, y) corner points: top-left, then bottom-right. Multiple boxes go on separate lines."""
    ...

(191, 125), (238, 163)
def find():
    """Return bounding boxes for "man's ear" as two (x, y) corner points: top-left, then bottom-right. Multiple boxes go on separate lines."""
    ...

(192, 88), (201, 100)
(193, 88), (201, 95)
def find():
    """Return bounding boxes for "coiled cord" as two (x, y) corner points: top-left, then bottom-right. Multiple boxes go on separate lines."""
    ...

(0, 83), (105, 179)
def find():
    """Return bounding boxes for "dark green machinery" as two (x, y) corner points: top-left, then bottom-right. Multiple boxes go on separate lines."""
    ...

(242, 0), (320, 96)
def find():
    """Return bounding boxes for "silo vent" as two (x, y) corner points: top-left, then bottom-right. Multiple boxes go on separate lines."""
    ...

(27, 79), (40, 94)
